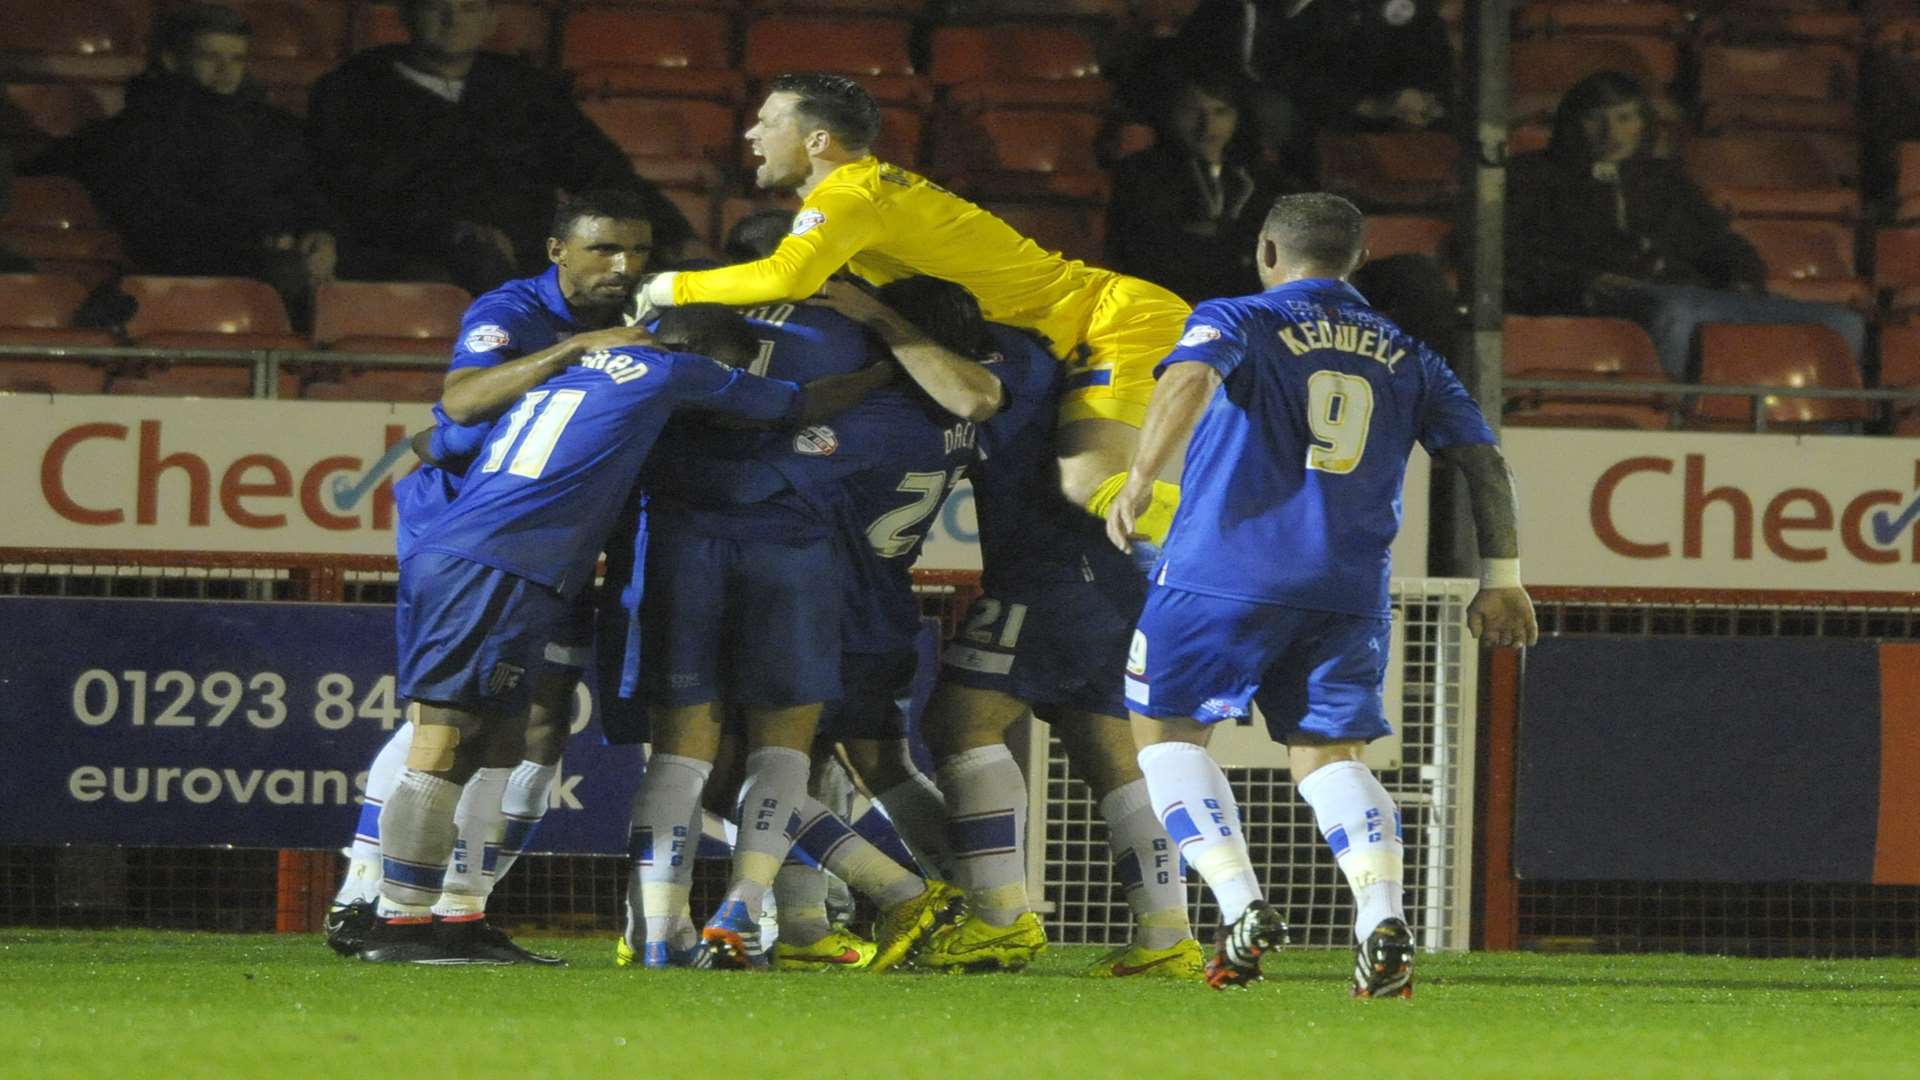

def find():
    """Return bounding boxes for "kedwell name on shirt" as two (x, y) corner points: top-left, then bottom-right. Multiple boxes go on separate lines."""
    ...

(1275, 319), (1407, 371)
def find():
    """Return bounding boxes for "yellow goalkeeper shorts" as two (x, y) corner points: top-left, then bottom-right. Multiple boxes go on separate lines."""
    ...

(1057, 275), (1192, 428)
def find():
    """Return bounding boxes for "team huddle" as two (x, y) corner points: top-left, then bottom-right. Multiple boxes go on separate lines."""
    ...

(321, 74), (1538, 997)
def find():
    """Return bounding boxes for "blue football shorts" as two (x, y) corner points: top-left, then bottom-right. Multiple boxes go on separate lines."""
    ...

(1123, 584), (1394, 744)
(640, 527), (842, 709)
(395, 551), (569, 710)
(939, 573), (1146, 722)
(818, 649), (916, 742)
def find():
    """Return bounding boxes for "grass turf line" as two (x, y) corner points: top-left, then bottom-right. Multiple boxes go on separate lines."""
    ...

(2, 930), (1918, 1079)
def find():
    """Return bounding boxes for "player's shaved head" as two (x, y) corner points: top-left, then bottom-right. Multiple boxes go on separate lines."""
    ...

(877, 277), (994, 360)
(653, 304), (760, 368)
(725, 209), (796, 262)
(765, 73), (881, 152)
(1260, 193), (1366, 278)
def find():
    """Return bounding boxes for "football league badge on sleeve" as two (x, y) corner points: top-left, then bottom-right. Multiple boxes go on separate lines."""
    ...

(464, 324), (511, 353)
(1177, 325), (1221, 348)
(793, 425), (839, 456)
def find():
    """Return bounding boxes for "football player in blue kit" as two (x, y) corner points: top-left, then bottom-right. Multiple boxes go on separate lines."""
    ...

(326, 190), (659, 958)
(907, 313), (1203, 980)
(358, 305), (891, 964)
(623, 222), (967, 973)
(1105, 194), (1537, 996)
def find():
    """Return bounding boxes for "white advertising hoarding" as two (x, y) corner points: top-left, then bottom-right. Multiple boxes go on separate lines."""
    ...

(1502, 428), (1920, 591)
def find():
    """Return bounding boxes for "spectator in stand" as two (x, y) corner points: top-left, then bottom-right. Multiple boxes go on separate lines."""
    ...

(1506, 72), (1866, 380)
(1109, 67), (1459, 351)
(27, 4), (335, 324)
(1121, 0), (1452, 164)
(307, 0), (691, 295)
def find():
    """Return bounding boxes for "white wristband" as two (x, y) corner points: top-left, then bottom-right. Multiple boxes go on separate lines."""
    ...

(646, 272), (679, 308)
(1481, 558), (1523, 590)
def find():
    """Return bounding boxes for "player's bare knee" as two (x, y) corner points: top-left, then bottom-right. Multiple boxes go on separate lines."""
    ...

(925, 684), (1021, 761)
(650, 703), (723, 761)
(1286, 739), (1366, 781)
(1130, 711), (1212, 751)
(1058, 712), (1143, 797)
(745, 704), (822, 753)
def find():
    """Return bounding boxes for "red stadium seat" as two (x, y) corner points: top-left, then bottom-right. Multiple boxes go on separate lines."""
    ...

(1316, 132), (1461, 211)
(312, 281), (470, 354)
(980, 201), (1106, 267)
(744, 0), (927, 12)
(0, 2), (147, 79)
(936, 0), (1128, 18)
(0, 272), (117, 392)
(1879, 325), (1920, 431)
(352, 2), (550, 61)
(0, 176), (125, 270)
(1, 82), (120, 146)
(1692, 323), (1870, 428)
(932, 109), (1108, 202)
(930, 25), (1110, 111)
(1510, 38), (1678, 120)
(563, 9), (746, 102)
(299, 365), (445, 402)
(743, 17), (928, 105)
(1698, 96), (1856, 135)
(1514, 2), (1686, 38)
(1682, 134), (1858, 189)
(105, 362), (264, 398)
(121, 275), (305, 350)
(1363, 216), (1453, 262)
(1698, 8), (1862, 46)
(1700, 45), (1856, 102)
(1702, 185), (1860, 223)
(716, 195), (801, 251)
(1501, 315), (1671, 430)
(1878, 227), (1920, 291)
(579, 97), (736, 189)
(1733, 219), (1870, 308)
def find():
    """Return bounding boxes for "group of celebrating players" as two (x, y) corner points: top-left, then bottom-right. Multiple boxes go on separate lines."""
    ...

(319, 73), (1538, 998)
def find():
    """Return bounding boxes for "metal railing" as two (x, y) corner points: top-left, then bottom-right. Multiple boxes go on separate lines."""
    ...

(0, 343), (443, 399)
(1503, 377), (1920, 433)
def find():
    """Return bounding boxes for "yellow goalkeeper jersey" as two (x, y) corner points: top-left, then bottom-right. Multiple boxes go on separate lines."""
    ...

(671, 157), (1113, 360)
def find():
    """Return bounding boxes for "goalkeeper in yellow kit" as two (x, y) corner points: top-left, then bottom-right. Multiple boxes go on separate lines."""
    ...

(632, 73), (1187, 542)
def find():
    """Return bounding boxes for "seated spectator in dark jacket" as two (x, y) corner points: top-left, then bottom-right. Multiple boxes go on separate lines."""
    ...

(1108, 71), (1296, 303)
(307, 0), (692, 296)
(1110, 68), (1460, 351)
(28, 4), (335, 323)
(1507, 71), (1865, 380)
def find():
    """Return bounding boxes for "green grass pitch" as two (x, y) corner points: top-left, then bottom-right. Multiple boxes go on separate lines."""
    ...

(3, 931), (1918, 1079)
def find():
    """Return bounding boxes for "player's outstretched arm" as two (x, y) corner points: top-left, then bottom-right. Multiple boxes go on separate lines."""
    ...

(1433, 442), (1540, 648)
(812, 281), (1004, 421)
(1104, 360), (1221, 552)
(440, 325), (656, 425)
(794, 359), (898, 423)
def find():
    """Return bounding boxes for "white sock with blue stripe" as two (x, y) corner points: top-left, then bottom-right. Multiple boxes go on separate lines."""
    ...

(376, 768), (461, 917)
(493, 759), (559, 884)
(434, 767), (508, 918)
(627, 753), (710, 946)
(1100, 779), (1192, 949)
(334, 721), (413, 907)
(1136, 741), (1262, 925)
(792, 796), (925, 908)
(936, 744), (1028, 926)
(1296, 760), (1404, 939)
(721, 746), (812, 922)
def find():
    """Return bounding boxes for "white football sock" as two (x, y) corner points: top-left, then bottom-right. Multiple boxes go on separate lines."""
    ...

(435, 767), (508, 918)
(1100, 778), (1191, 949)
(1296, 760), (1405, 939)
(492, 759), (559, 884)
(722, 746), (812, 919)
(376, 768), (461, 915)
(936, 744), (1029, 926)
(791, 796), (925, 908)
(1136, 741), (1262, 925)
(773, 859), (833, 946)
(336, 721), (412, 906)
(626, 753), (710, 945)
(875, 767), (953, 875)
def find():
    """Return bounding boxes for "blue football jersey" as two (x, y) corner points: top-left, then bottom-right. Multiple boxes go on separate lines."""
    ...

(819, 325), (1059, 654)
(411, 346), (803, 596)
(967, 325), (1134, 592)
(644, 302), (875, 541)
(1154, 278), (1496, 617)
(396, 267), (588, 561)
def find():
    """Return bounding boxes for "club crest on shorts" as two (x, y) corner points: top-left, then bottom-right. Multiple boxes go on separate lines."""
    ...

(1127, 630), (1148, 676)
(484, 662), (525, 696)
(1177, 324), (1221, 348)
(464, 324), (511, 353)
(791, 209), (826, 236)
(793, 425), (838, 455)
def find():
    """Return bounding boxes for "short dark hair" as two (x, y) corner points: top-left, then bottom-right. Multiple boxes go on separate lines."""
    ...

(653, 304), (760, 367)
(550, 189), (656, 241)
(876, 277), (994, 360)
(724, 209), (795, 262)
(1549, 70), (1655, 164)
(155, 3), (251, 58)
(767, 73), (882, 152)
(1262, 193), (1365, 273)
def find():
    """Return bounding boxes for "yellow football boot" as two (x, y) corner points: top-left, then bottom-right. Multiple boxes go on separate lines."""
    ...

(1083, 937), (1206, 979)
(771, 928), (878, 972)
(869, 880), (965, 972)
(921, 911), (1048, 973)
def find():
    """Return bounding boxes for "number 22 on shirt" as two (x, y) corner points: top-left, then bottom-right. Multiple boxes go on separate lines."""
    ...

(480, 389), (586, 480)
(1305, 371), (1374, 474)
